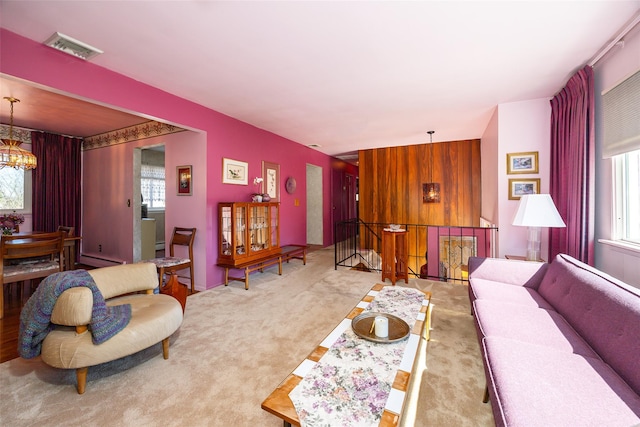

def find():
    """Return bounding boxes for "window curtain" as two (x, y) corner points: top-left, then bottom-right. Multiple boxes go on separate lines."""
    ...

(31, 132), (82, 236)
(549, 65), (595, 265)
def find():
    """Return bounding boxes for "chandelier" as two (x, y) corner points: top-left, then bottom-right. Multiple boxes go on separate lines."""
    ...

(423, 130), (440, 203)
(1, 97), (37, 170)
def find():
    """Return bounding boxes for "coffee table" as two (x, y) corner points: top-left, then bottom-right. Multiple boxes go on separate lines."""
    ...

(261, 283), (432, 427)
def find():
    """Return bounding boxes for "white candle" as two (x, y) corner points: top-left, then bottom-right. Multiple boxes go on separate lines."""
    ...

(374, 316), (389, 338)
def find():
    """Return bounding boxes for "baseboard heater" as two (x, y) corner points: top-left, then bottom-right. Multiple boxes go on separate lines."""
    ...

(79, 253), (127, 268)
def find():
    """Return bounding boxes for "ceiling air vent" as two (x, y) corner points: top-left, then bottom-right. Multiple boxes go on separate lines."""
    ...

(44, 32), (103, 60)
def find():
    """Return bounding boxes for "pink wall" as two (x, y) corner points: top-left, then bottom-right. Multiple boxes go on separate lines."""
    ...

(495, 99), (552, 260)
(1, 29), (343, 289)
(480, 107), (499, 254)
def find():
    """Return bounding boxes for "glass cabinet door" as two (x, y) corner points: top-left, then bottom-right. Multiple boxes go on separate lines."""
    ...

(269, 204), (279, 249)
(235, 204), (246, 256)
(220, 205), (232, 256)
(250, 204), (269, 252)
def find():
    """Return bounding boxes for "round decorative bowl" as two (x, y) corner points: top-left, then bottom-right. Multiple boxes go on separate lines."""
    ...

(389, 224), (401, 231)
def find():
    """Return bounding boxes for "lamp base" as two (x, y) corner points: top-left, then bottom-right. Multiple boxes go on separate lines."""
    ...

(526, 226), (542, 261)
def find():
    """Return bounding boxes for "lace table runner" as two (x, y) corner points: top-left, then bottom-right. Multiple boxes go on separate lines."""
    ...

(288, 286), (426, 427)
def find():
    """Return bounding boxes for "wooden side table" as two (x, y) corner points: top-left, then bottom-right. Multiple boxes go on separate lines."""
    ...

(505, 254), (546, 263)
(381, 229), (409, 285)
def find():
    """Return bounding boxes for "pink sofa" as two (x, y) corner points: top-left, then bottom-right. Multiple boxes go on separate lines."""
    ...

(468, 254), (640, 426)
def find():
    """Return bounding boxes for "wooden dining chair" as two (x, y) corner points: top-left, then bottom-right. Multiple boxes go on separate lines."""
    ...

(148, 227), (196, 293)
(0, 230), (66, 319)
(57, 225), (75, 237)
(58, 225), (76, 270)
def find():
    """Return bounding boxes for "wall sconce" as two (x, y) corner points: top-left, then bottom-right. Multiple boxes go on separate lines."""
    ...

(423, 130), (440, 203)
(512, 194), (566, 261)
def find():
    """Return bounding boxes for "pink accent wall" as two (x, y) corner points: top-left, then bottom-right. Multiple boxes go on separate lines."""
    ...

(1, 29), (342, 289)
(496, 99), (551, 260)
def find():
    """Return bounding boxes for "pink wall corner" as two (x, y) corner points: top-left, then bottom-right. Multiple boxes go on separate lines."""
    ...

(480, 107), (500, 254)
(1, 29), (342, 290)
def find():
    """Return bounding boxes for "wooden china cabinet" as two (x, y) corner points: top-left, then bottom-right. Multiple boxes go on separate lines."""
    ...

(217, 202), (280, 266)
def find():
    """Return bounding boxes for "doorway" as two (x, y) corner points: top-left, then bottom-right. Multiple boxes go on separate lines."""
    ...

(134, 145), (166, 261)
(306, 164), (323, 245)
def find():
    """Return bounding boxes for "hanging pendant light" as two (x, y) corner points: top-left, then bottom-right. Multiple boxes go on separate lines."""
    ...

(423, 130), (440, 203)
(1, 97), (37, 170)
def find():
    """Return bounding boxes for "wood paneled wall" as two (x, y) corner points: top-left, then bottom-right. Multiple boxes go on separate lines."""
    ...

(358, 139), (482, 227)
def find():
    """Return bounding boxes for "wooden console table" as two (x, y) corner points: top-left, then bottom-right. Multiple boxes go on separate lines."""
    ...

(381, 230), (409, 285)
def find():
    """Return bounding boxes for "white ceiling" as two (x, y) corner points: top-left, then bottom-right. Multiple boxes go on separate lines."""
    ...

(1, 1), (639, 157)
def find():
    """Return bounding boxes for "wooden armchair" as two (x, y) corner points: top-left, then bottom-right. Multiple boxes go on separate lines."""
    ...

(0, 231), (66, 318)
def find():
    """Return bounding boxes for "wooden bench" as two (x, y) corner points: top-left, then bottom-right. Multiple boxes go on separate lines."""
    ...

(281, 245), (307, 265)
(220, 245), (308, 290)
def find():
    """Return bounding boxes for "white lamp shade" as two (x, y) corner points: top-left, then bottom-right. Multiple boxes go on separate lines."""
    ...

(512, 194), (566, 228)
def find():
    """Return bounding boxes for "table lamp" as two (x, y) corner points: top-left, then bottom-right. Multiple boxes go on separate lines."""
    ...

(512, 194), (566, 261)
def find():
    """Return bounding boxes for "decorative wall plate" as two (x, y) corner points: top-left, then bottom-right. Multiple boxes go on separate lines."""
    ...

(285, 177), (297, 194)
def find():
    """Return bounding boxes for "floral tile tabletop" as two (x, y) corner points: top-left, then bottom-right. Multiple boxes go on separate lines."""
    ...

(289, 286), (427, 427)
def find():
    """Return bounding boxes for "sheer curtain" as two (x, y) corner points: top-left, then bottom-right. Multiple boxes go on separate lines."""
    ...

(31, 131), (82, 235)
(549, 65), (595, 265)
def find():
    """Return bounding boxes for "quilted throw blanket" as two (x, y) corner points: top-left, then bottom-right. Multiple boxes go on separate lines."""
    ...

(18, 269), (132, 359)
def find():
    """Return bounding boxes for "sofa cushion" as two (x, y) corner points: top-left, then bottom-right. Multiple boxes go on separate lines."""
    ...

(473, 299), (597, 357)
(88, 262), (159, 299)
(538, 254), (640, 394)
(469, 278), (554, 310)
(483, 336), (640, 427)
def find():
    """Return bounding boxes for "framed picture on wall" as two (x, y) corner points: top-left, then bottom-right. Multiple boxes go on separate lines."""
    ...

(222, 158), (248, 185)
(508, 178), (541, 200)
(507, 151), (539, 174)
(262, 161), (280, 201)
(177, 165), (192, 196)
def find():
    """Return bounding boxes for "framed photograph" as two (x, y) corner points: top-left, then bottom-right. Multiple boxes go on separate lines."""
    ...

(222, 158), (248, 185)
(177, 165), (192, 196)
(507, 151), (539, 174)
(508, 178), (541, 200)
(262, 161), (280, 202)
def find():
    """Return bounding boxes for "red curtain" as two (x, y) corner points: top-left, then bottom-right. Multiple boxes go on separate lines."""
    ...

(31, 132), (82, 235)
(549, 65), (595, 265)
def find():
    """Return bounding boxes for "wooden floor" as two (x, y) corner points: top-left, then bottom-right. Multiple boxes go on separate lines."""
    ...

(1, 281), (45, 363)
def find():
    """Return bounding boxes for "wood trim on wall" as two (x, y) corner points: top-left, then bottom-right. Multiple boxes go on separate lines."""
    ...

(358, 139), (482, 227)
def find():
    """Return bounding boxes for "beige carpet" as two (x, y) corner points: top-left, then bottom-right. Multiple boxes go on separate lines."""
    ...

(0, 247), (493, 426)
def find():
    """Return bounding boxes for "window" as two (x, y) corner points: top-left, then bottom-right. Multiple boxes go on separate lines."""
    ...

(614, 149), (640, 245)
(0, 167), (32, 212)
(141, 164), (165, 209)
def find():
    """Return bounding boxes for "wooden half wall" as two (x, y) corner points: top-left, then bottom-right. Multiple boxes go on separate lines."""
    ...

(358, 139), (482, 227)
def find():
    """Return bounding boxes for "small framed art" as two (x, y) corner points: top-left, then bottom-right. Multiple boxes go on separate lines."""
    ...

(508, 178), (541, 200)
(507, 151), (539, 174)
(262, 161), (280, 201)
(177, 165), (192, 196)
(222, 158), (248, 185)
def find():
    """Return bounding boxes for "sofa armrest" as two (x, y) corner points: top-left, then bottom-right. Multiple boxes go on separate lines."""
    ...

(51, 287), (93, 326)
(469, 257), (548, 289)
